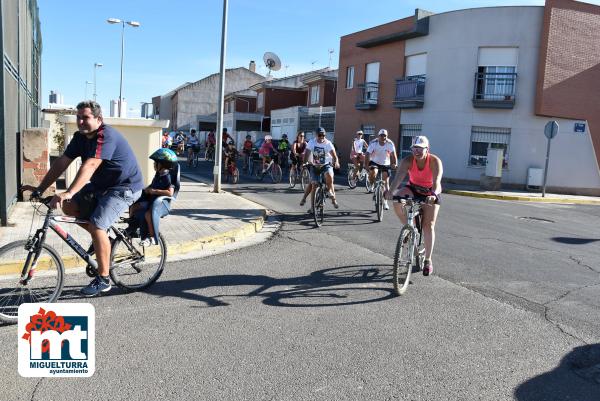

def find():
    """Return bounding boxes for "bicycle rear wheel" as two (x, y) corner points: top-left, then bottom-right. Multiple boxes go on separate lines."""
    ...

(271, 164), (282, 183)
(0, 241), (64, 323)
(347, 167), (357, 189)
(109, 233), (167, 291)
(301, 167), (310, 190)
(376, 184), (384, 222)
(312, 186), (325, 227)
(289, 166), (297, 188)
(393, 228), (414, 295)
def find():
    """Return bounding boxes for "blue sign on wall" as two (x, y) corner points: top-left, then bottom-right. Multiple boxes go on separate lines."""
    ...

(574, 122), (586, 133)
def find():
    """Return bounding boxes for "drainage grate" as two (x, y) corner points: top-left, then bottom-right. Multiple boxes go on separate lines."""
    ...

(517, 216), (555, 223)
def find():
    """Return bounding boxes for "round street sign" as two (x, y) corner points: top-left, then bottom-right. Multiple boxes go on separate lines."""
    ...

(544, 121), (559, 139)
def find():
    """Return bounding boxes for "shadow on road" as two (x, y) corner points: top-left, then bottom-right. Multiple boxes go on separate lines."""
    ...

(551, 237), (600, 245)
(514, 343), (600, 400)
(59, 264), (397, 308)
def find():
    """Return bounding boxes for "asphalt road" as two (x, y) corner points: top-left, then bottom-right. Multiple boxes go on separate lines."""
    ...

(0, 159), (598, 401)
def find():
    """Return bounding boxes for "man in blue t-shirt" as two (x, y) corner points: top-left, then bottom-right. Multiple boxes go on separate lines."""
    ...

(22, 100), (143, 297)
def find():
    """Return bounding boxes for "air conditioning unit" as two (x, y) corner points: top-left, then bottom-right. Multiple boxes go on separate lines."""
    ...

(527, 167), (543, 189)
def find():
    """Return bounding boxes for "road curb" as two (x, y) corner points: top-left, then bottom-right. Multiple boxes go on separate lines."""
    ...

(446, 190), (600, 205)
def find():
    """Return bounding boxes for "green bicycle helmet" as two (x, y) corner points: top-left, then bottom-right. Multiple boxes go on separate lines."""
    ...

(150, 148), (178, 162)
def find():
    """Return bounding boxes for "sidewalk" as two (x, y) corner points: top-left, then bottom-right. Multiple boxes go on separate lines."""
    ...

(0, 178), (267, 268)
(444, 183), (600, 205)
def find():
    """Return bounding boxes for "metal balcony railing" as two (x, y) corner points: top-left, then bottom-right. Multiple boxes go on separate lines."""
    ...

(393, 75), (425, 108)
(472, 72), (517, 109)
(355, 82), (379, 110)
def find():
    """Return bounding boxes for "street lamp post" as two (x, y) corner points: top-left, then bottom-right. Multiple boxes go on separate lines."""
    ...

(107, 18), (140, 117)
(213, 0), (229, 193)
(93, 62), (103, 102)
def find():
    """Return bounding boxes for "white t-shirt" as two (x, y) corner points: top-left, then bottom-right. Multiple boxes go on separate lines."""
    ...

(367, 139), (396, 165)
(187, 136), (200, 146)
(307, 138), (335, 166)
(352, 138), (367, 154)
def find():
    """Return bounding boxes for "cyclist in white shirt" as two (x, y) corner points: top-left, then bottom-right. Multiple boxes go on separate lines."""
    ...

(300, 127), (340, 209)
(186, 130), (201, 161)
(350, 130), (367, 180)
(365, 129), (397, 210)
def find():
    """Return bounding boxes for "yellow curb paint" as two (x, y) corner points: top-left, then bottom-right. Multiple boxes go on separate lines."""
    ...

(0, 211), (266, 273)
(446, 190), (600, 205)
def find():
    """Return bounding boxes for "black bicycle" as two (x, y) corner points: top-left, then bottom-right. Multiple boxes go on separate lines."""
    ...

(0, 196), (167, 323)
(392, 196), (426, 295)
(289, 162), (310, 190)
(311, 163), (334, 228)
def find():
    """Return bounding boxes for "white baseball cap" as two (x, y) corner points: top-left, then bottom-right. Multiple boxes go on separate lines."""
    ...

(378, 129), (388, 136)
(412, 135), (430, 148)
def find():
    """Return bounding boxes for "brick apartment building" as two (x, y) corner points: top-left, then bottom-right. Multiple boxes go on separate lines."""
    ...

(335, 0), (600, 194)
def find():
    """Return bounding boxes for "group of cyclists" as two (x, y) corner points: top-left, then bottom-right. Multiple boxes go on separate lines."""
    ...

(247, 127), (443, 277)
(26, 102), (442, 300)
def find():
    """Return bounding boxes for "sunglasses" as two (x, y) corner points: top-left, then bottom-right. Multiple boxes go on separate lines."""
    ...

(412, 146), (426, 151)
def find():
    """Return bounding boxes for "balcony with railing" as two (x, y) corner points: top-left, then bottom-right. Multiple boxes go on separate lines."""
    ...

(355, 82), (379, 110)
(472, 72), (517, 109)
(393, 75), (425, 109)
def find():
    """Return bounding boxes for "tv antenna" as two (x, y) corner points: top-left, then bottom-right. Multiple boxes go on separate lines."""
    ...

(263, 52), (282, 79)
(328, 49), (335, 68)
(284, 64), (289, 77)
(311, 60), (318, 69)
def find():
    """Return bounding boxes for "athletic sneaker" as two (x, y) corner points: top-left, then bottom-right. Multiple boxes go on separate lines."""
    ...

(383, 200), (389, 210)
(332, 198), (339, 209)
(81, 276), (111, 297)
(423, 260), (433, 276)
(139, 237), (157, 247)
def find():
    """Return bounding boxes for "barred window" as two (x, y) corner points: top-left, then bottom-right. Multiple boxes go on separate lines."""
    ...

(469, 126), (510, 168)
(400, 124), (422, 159)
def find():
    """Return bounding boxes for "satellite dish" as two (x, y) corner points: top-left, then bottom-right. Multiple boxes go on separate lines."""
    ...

(263, 52), (282, 78)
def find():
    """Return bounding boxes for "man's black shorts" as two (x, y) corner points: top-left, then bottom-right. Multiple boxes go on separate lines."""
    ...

(368, 161), (391, 174)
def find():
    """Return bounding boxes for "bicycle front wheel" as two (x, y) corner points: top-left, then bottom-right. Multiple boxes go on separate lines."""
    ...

(376, 185), (384, 222)
(109, 233), (167, 291)
(347, 167), (357, 189)
(271, 164), (283, 183)
(312, 186), (325, 227)
(0, 241), (64, 323)
(232, 167), (240, 184)
(365, 176), (375, 193)
(393, 228), (414, 296)
(301, 167), (310, 190)
(289, 166), (297, 188)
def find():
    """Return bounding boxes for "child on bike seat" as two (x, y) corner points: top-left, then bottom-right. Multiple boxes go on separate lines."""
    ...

(129, 148), (177, 246)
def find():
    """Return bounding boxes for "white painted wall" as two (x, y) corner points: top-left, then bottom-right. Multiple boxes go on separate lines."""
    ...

(401, 6), (600, 191)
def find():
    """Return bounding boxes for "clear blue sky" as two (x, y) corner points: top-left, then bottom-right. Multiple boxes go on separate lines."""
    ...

(38, 0), (599, 117)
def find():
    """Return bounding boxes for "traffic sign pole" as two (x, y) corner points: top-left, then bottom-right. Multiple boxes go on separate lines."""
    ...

(542, 121), (559, 197)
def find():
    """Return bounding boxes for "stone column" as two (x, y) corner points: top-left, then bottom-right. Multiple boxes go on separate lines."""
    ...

(22, 128), (54, 200)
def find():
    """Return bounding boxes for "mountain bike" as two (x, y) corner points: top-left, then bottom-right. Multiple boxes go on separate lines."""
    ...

(225, 159), (240, 184)
(372, 169), (386, 222)
(205, 145), (215, 162)
(187, 146), (200, 167)
(256, 154), (282, 183)
(0, 196), (167, 324)
(347, 161), (368, 189)
(289, 162), (310, 190)
(392, 196), (426, 295)
(311, 163), (333, 228)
